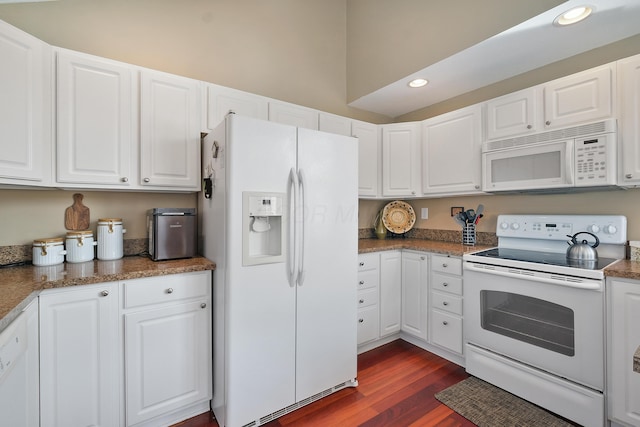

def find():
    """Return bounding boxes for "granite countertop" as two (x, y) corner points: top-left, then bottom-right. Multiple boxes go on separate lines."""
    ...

(603, 259), (640, 280)
(635, 346), (640, 374)
(0, 256), (215, 333)
(359, 238), (494, 256)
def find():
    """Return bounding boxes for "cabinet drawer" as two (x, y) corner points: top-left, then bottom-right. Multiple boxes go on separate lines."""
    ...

(357, 288), (378, 309)
(358, 253), (379, 272)
(431, 291), (462, 315)
(431, 273), (463, 296)
(358, 269), (379, 291)
(431, 255), (462, 275)
(431, 310), (463, 354)
(357, 305), (379, 345)
(123, 271), (210, 309)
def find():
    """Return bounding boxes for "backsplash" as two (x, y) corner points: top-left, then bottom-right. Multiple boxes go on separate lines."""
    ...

(359, 227), (498, 247)
(0, 238), (149, 266)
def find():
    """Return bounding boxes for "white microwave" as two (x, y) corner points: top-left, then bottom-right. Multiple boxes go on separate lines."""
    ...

(482, 119), (618, 193)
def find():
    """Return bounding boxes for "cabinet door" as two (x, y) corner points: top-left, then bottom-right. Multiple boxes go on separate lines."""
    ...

(421, 104), (482, 195)
(0, 20), (51, 185)
(381, 122), (421, 197)
(543, 64), (613, 130)
(619, 54), (640, 186)
(318, 112), (351, 136)
(401, 251), (428, 340)
(353, 120), (380, 197)
(607, 278), (640, 426)
(486, 87), (538, 140)
(268, 100), (319, 130)
(379, 250), (402, 336)
(125, 300), (211, 425)
(140, 70), (201, 189)
(39, 283), (119, 427)
(205, 83), (268, 130)
(56, 49), (134, 186)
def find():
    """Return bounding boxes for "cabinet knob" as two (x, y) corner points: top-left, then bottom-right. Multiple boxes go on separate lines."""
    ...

(359, 299), (365, 304)
(545, 120), (551, 126)
(411, 191), (416, 195)
(100, 290), (109, 297)
(420, 256), (425, 260)
(166, 288), (174, 294)
(143, 177), (151, 183)
(201, 303), (207, 309)
(626, 173), (633, 179)
(526, 124), (532, 129)
(443, 301), (449, 306)
(358, 318), (364, 323)
(474, 185), (480, 189)
(442, 263), (448, 268)
(442, 321), (448, 326)
(359, 262), (364, 267)
(442, 282), (449, 287)
(359, 280), (364, 285)
(121, 177), (128, 183)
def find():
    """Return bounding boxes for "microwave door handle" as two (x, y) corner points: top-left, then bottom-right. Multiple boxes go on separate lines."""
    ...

(566, 141), (574, 185)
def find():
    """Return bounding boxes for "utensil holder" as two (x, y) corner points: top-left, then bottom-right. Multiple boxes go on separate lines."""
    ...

(463, 224), (476, 246)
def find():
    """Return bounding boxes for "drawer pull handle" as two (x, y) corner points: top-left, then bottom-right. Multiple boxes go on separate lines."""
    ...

(443, 301), (449, 306)
(201, 303), (207, 309)
(358, 318), (364, 323)
(442, 321), (448, 326)
(359, 299), (364, 304)
(359, 262), (365, 267)
(166, 288), (174, 294)
(101, 290), (109, 297)
(442, 282), (448, 287)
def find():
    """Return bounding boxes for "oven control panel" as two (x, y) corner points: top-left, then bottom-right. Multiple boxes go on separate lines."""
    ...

(497, 214), (627, 244)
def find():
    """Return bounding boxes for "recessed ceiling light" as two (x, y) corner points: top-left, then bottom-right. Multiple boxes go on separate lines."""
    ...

(408, 78), (428, 88)
(554, 6), (593, 26)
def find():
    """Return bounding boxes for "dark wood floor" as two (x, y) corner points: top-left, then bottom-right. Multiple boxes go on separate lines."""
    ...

(175, 339), (476, 427)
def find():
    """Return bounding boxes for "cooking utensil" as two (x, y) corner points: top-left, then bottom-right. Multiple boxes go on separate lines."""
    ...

(474, 213), (483, 225)
(475, 204), (484, 219)
(466, 209), (475, 223)
(453, 214), (466, 228)
(566, 231), (600, 261)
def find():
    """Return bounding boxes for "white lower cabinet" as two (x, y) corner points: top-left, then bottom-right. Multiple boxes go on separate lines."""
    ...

(38, 271), (212, 427)
(39, 282), (120, 427)
(379, 250), (402, 337)
(401, 251), (428, 341)
(357, 253), (380, 346)
(430, 255), (464, 355)
(122, 271), (212, 426)
(607, 277), (640, 427)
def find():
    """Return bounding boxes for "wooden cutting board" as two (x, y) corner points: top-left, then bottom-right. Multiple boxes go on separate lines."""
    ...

(64, 193), (90, 230)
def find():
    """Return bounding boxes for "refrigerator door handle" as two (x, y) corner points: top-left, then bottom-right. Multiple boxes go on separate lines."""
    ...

(288, 168), (299, 287)
(297, 169), (306, 286)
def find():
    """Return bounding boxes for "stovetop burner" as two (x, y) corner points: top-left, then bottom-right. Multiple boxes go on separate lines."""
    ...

(470, 247), (619, 271)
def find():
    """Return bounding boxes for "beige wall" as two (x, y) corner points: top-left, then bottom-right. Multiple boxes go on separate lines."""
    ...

(0, 189), (196, 245)
(360, 188), (640, 242)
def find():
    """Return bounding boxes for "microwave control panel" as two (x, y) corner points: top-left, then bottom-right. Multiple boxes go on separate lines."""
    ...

(574, 133), (616, 186)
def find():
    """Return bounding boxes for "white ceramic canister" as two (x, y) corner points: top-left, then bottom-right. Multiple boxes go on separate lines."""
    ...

(32, 237), (66, 266)
(65, 230), (96, 263)
(97, 218), (126, 260)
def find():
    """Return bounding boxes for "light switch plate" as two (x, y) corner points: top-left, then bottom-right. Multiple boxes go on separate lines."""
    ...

(421, 208), (428, 219)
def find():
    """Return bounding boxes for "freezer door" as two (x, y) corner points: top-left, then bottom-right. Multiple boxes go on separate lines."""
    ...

(295, 128), (358, 401)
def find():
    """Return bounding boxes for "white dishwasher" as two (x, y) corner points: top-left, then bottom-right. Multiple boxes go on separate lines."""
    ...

(0, 300), (39, 427)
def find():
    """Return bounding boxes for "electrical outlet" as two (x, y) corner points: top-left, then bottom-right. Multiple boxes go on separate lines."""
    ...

(421, 208), (428, 219)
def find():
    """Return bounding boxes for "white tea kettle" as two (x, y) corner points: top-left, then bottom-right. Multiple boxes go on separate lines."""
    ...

(566, 231), (599, 261)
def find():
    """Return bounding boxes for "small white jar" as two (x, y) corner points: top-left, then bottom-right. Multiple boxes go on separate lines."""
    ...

(97, 218), (126, 260)
(65, 230), (96, 263)
(32, 237), (66, 266)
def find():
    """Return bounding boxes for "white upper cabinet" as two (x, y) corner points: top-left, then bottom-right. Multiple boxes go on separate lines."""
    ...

(485, 87), (538, 140)
(381, 122), (421, 197)
(319, 112), (351, 136)
(140, 70), (201, 190)
(268, 100), (319, 130)
(0, 20), (52, 186)
(618, 53), (640, 186)
(352, 120), (379, 197)
(542, 63), (614, 130)
(205, 83), (268, 131)
(422, 104), (482, 195)
(56, 49), (134, 187)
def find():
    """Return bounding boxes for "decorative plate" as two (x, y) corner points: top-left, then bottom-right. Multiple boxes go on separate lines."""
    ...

(382, 201), (416, 234)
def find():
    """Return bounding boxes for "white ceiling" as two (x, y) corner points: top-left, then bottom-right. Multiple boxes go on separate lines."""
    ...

(349, 0), (640, 118)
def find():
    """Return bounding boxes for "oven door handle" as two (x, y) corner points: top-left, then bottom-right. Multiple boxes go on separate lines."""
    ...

(465, 264), (603, 290)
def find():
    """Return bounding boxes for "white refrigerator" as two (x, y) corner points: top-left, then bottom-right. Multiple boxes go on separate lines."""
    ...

(199, 114), (358, 427)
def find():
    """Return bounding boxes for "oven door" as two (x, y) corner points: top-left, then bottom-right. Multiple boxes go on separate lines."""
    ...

(482, 139), (574, 192)
(464, 262), (604, 390)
